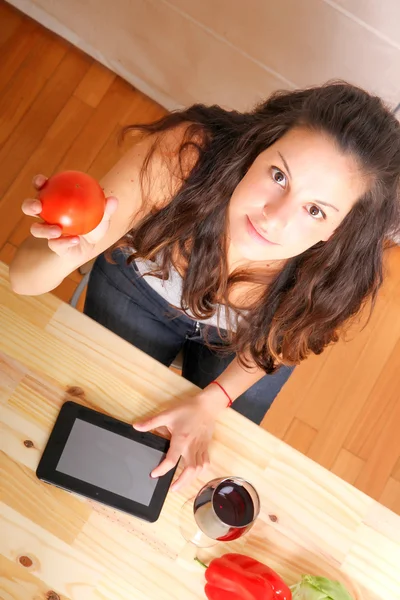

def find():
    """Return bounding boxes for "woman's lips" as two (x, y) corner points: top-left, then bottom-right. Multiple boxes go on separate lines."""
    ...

(246, 216), (280, 246)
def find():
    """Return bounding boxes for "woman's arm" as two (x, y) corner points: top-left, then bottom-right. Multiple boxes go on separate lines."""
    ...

(9, 127), (188, 295)
(201, 354), (266, 413)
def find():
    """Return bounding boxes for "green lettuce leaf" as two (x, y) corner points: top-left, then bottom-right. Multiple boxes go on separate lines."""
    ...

(291, 575), (354, 600)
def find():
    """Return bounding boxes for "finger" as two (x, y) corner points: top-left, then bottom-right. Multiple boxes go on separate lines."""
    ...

(48, 236), (80, 255)
(132, 412), (170, 432)
(151, 442), (181, 479)
(104, 196), (118, 218)
(94, 196), (118, 229)
(195, 450), (209, 471)
(22, 199), (42, 216)
(201, 450), (211, 470)
(170, 447), (199, 491)
(152, 425), (171, 439)
(32, 174), (48, 190)
(151, 449), (181, 479)
(170, 464), (198, 492)
(82, 196), (118, 243)
(30, 223), (63, 239)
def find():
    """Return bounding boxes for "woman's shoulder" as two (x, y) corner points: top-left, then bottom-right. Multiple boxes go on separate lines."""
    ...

(149, 120), (205, 191)
(110, 120), (201, 218)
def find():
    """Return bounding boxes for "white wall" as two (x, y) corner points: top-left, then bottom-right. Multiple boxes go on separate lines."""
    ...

(7, 0), (400, 113)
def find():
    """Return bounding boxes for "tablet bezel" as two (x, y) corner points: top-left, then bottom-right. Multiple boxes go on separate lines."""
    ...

(36, 400), (178, 523)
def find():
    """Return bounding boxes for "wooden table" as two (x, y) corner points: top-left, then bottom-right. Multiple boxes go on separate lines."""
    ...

(1, 261), (399, 600)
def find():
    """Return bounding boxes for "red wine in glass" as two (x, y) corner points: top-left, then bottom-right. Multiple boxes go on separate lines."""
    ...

(189, 477), (260, 544)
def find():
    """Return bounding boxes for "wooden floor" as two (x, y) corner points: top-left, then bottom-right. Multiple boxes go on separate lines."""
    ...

(1, 2), (399, 516)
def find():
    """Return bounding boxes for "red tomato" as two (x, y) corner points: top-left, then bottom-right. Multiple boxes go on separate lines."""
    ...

(38, 170), (106, 235)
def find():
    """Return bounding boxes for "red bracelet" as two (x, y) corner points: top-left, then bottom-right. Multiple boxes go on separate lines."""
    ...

(210, 380), (233, 408)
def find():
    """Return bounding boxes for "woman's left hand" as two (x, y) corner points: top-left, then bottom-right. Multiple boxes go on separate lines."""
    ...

(132, 395), (219, 491)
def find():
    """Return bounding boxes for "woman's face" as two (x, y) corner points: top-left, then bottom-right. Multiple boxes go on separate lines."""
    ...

(228, 127), (367, 265)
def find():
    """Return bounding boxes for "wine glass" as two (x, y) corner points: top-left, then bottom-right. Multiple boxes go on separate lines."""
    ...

(179, 476), (260, 548)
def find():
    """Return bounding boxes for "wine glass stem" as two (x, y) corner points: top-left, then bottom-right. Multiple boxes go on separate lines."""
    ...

(193, 529), (204, 545)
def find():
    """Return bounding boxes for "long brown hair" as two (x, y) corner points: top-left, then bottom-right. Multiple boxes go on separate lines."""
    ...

(111, 81), (400, 373)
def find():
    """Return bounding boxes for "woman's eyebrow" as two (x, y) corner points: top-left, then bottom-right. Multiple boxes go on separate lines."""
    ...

(317, 200), (339, 212)
(277, 151), (339, 212)
(278, 151), (292, 179)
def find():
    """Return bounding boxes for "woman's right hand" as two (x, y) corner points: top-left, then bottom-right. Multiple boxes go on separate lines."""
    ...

(22, 174), (118, 259)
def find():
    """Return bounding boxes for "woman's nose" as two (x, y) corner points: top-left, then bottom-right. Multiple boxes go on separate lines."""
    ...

(262, 200), (290, 232)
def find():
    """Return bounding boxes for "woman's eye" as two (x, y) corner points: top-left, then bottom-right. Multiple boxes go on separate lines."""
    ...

(307, 204), (326, 220)
(271, 166), (287, 187)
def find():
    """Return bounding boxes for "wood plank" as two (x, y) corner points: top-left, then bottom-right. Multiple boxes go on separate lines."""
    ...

(0, 16), (39, 96)
(0, 242), (17, 264)
(379, 478), (400, 515)
(245, 522), (367, 600)
(262, 442), (372, 565)
(1, 452), (92, 544)
(119, 88), (167, 127)
(6, 370), (80, 433)
(76, 285), (87, 312)
(342, 522), (400, 600)
(1, 302), (158, 418)
(74, 60), (116, 108)
(293, 295), (383, 432)
(74, 511), (204, 599)
(0, 92), (93, 249)
(52, 276), (78, 305)
(0, 1), (23, 48)
(8, 215), (37, 248)
(0, 353), (27, 402)
(262, 345), (334, 439)
(0, 27), (68, 148)
(56, 77), (138, 174)
(353, 345), (400, 499)
(363, 500), (400, 546)
(69, 267), (84, 285)
(0, 265), (62, 330)
(344, 334), (400, 461)
(87, 89), (167, 182)
(0, 554), (70, 600)
(331, 449), (365, 486)
(0, 45), (92, 204)
(305, 291), (400, 471)
(1, 503), (103, 597)
(392, 456), (400, 483)
(1, 399), (52, 467)
(87, 123), (129, 181)
(283, 417), (318, 455)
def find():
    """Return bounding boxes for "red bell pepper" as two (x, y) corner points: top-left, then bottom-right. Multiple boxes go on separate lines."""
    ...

(197, 553), (292, 600)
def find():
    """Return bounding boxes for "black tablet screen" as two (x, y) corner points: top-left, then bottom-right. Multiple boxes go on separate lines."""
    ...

(55, 418), (165, 506)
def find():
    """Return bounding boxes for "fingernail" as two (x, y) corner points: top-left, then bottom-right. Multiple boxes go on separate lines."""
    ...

(50, 227), (61, 236)
(70, 238), (79, 245)
(34, 175), (46, 187)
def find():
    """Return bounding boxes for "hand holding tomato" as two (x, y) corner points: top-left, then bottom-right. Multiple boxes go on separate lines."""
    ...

(22, 173), (118, 258)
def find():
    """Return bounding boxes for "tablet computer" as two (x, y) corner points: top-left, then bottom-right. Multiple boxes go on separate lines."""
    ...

(36, 401), (178, 523)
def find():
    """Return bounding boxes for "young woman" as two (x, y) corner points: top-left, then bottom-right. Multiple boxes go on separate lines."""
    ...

(10, 81), (400, 491)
